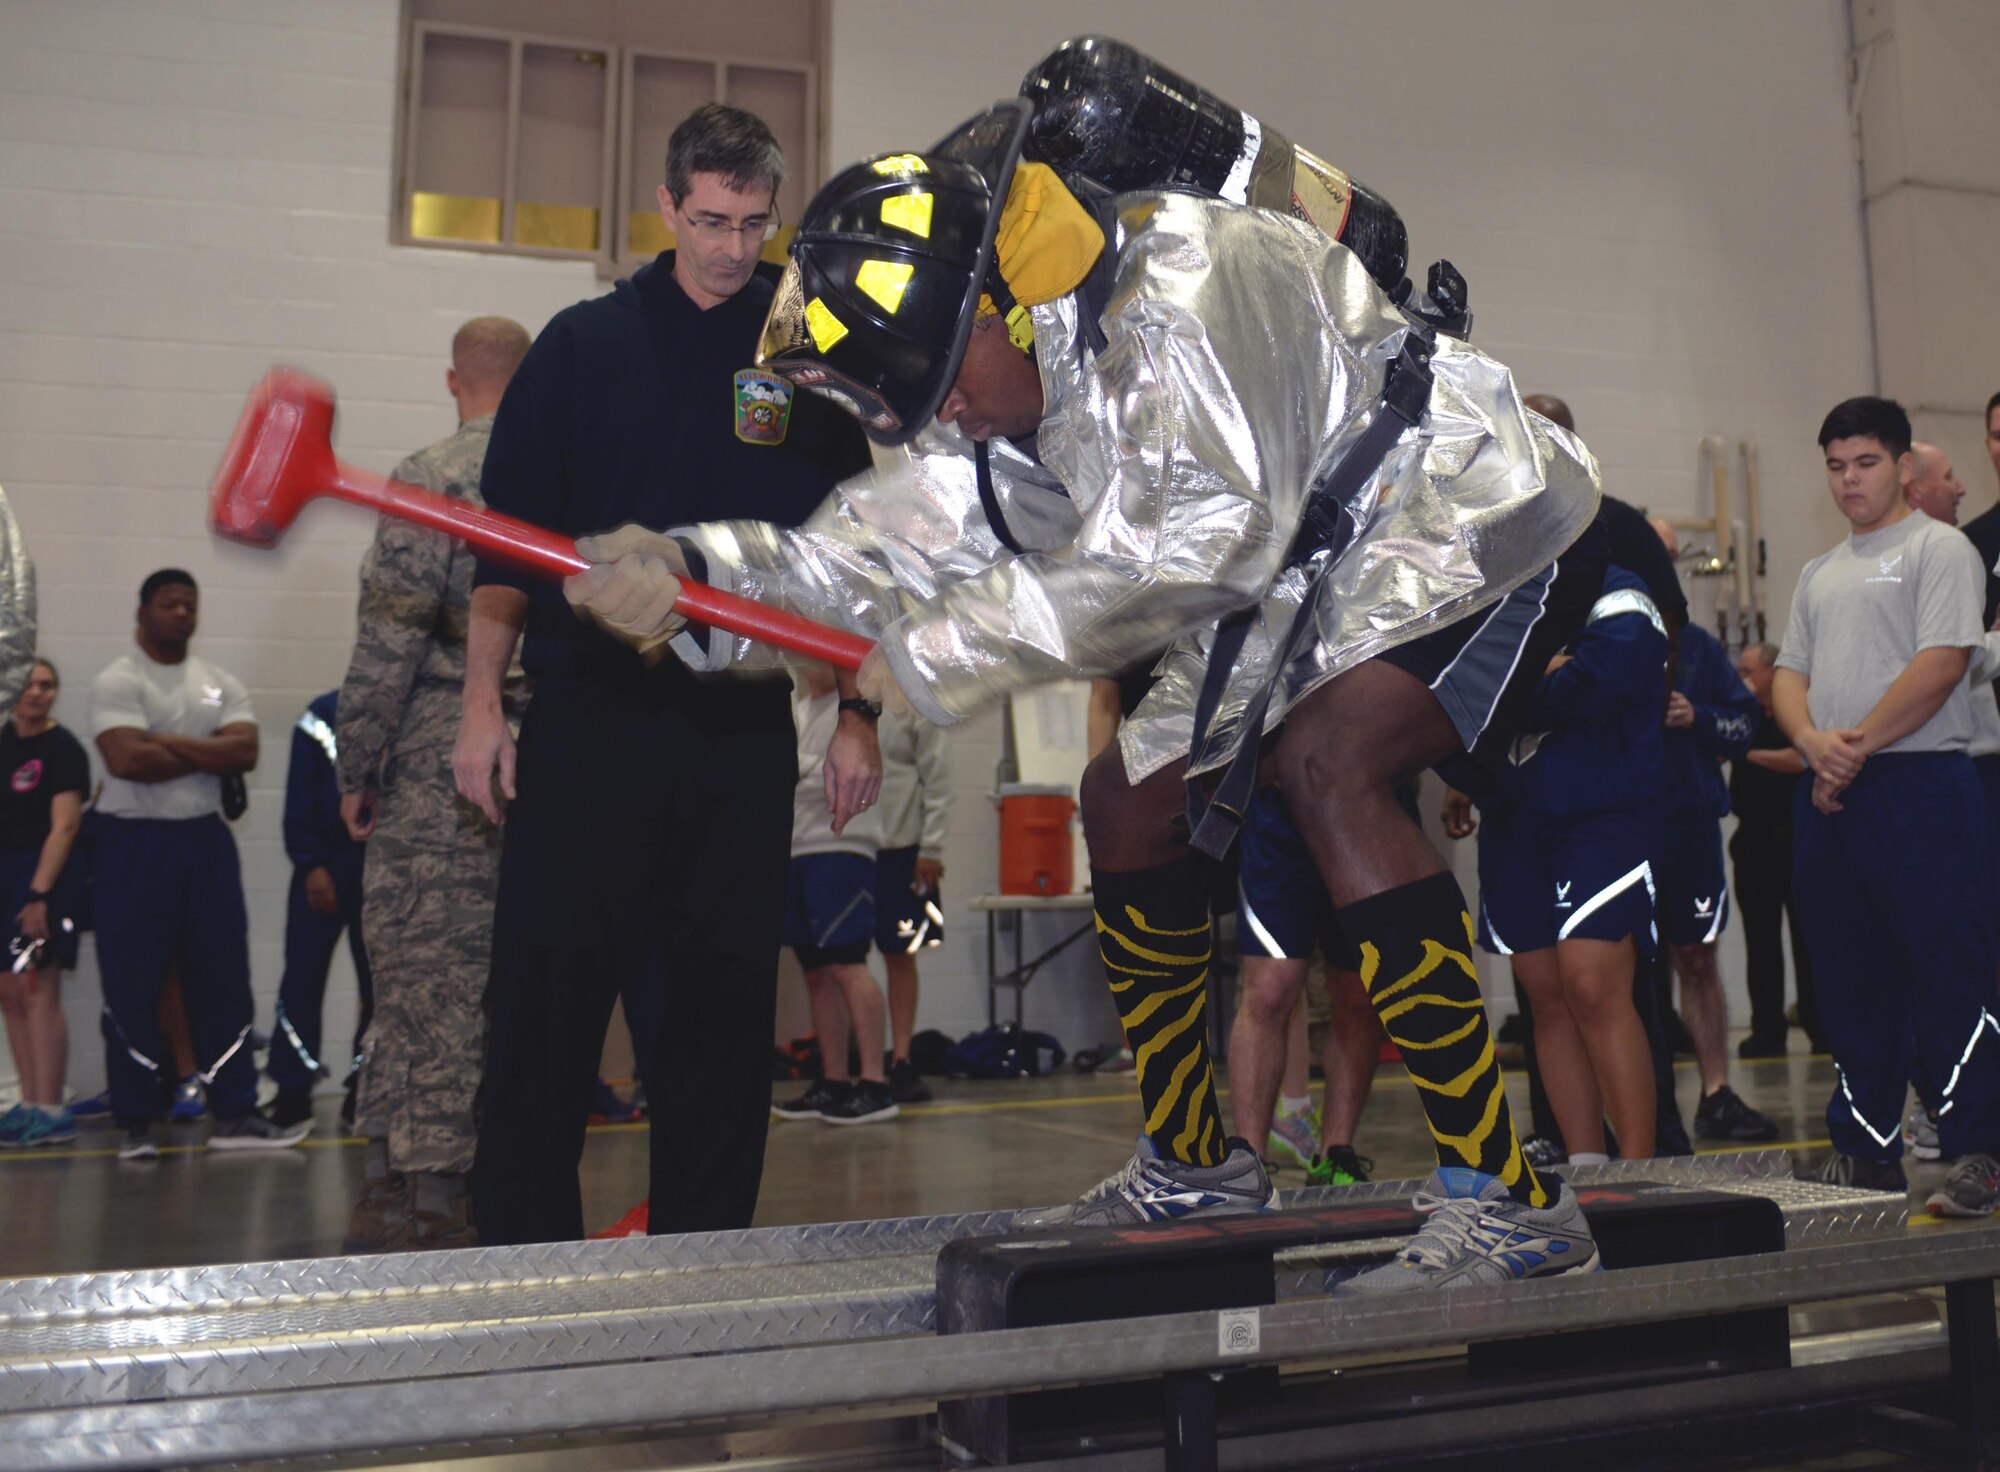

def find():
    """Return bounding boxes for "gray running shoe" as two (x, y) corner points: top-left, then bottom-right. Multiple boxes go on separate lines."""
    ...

(1023, 1135), (1275, 1227)
(208, 1112), (310, 1151)
(1926, 1153), (2000, 1219)
(118, 1126), (159, 1161)
(1813, 1151), (1907, 1193)
(1903, 1106), (1941, 1162)
(1335, 1167), (1600, 1295)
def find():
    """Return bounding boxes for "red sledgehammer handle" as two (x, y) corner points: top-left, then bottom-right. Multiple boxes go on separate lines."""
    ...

(342, 466), (873, 671)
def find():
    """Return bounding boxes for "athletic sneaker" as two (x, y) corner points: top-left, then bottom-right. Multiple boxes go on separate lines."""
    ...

(1335, 1167), (1600, 1295)
(207, 1112), (310, 1151)
(270, 1092), (315, 1131)
(68, 1089), (111, 1120)
(1813, 1151), (1908, 1193)
(886, 1057), (933, 1104)
(1737, 1033), (1787, 1060)
(118, 1126), (160, 1161)
(0, 1103), (32, 1146)
(170, 1076), (207, 1123)
(1694, 1085), (1781, 1142)
(1267, 1101), (1321, 1172)
(1022, 1135), (1276, 1227)
(1926, 1154), (2000, 1219)
(1307, 1145), (1373, 1186)
(821, 1080), (900, 1126)
(1903, 1106), (1942, 1162)
(588, 1078), (641, 1124)
(10, 1106), (77, 1148)
(1521, 1135), (1568, 1169)
(772, 1079), (846, 1121)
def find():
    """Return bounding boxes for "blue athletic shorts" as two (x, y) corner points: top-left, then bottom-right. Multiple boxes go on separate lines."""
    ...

(874, 844), (945, 954)
(1476, 803), (1661, 957)
(784, 852), (875, 969)
(1658, 813), (1729, 945)
(1236, 790), (1360, 967)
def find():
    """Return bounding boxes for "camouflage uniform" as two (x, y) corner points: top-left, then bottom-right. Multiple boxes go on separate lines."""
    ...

(335, 417), (525, 1174)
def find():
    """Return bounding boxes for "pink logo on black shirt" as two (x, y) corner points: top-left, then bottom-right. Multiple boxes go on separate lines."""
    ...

(11, 760), (41, 794)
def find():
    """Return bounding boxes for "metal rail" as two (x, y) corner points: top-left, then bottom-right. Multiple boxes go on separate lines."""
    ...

(2, 1226), (1994, 1471)
(0, 1155), (1923, 1468)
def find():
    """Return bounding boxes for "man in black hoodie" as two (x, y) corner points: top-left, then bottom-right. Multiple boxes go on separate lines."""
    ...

(455, 105), (874, 1244)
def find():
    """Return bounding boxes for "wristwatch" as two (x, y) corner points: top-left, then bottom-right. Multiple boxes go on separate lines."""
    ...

(837, 697), (883, 720)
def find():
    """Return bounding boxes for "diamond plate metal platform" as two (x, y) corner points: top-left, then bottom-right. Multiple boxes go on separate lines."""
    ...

(0, 1152), (1904, 1423)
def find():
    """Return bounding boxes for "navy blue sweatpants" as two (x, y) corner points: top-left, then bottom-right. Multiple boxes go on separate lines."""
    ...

(1793, 753), (2000, 1161)
(95, 814), (258, 1126)
(267, 846), (372, 1102)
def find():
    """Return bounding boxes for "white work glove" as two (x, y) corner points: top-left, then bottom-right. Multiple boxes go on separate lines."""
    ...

(563, 524), (690, 654)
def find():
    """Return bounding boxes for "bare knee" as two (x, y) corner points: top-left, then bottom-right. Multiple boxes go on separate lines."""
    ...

(1080, 742), (1185, 870)
(1238, 959), (1305, 1027)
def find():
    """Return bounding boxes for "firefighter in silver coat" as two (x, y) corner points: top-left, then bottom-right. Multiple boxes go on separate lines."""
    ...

(567, 101), (1611, 1291)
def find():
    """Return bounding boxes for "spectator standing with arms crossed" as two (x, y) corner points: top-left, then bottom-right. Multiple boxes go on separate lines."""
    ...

(1775, 397), (2000, 1214)
(337, 317), (530, 1252)
(92, 570), (297, 1158)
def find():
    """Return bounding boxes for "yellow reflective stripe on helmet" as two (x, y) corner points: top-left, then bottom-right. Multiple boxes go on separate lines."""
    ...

(879, 191), (933, 239)
(854, 259), (916, 315)
(871, 154), (929, 175)
(804, 298), (848, 353)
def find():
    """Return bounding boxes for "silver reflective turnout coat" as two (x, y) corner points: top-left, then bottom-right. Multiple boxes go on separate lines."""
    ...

(674, 192), (1600, 782)
(0, 486), (36, 719)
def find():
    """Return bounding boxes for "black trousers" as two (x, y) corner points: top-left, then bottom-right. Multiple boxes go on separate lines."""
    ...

(1733, 846), (1823, 1049)
(473, 675), (796, 1244)
(268, 846), (372, 1101)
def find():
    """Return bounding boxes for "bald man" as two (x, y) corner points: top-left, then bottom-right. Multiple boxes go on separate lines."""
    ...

(333, 315), (533, 1252)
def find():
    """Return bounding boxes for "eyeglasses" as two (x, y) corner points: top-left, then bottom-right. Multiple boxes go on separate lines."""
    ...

(677, 209), (780, 243)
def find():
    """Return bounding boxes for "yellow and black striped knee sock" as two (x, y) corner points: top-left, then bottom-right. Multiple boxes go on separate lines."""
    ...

(1091, 861), (1226, 1167)
(1342, 871), (1546, 1207)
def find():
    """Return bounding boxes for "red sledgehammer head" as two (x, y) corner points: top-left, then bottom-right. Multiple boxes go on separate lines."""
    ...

(209, 368), (339, 548)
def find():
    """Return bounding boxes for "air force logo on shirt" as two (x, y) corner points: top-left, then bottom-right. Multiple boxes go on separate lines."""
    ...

(200, 683), (224, 706)
(1867, 551), (1904, 584)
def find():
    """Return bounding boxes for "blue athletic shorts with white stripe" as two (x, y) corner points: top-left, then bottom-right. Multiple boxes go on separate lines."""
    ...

(1658, 813), (1729, 945)
(1376, 518), (1609, 800)
(783, 852), (875, 969)
(1236, 789), (1361, 967)
(1475, 801), (1662, 958)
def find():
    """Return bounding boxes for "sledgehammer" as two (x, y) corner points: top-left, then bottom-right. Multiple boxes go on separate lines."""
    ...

(208, 368), (873, 671)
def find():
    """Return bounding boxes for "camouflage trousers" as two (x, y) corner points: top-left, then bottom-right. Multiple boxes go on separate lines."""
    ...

(353, 742), (501, 1174)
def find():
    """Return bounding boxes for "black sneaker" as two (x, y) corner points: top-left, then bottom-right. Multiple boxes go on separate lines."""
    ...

(1695, 1084), (1781, 1142)
(820, 1080), (899, 1126)
(270, 1092), (315, 1130)
(772, 1079), (846, 1121)
(1814, 1151), (1907, 1193)
(208, 1112), (310, 1151)
(340, 1068), (359, 1129)
(118, 1126), (159, 1161)
(886, 1057), (932, 1104)
(1737, 1033), (1787, 1060)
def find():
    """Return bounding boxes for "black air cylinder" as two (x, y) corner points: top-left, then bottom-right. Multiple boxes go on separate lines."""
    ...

(1019, 35), (1409, 294)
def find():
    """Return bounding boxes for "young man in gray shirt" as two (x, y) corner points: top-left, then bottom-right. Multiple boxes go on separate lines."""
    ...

(1774, 396), (2000, 1215)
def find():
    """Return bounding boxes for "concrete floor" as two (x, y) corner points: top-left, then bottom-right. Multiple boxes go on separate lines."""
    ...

(0, 1035), (1968, 1279)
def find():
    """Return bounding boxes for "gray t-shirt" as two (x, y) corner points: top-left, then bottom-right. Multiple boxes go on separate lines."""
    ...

(91, 650), (257, 819)
(1776, 511), (1984, 756)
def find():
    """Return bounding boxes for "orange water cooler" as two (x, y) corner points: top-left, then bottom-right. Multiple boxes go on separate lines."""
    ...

(997, 783), (1076, 896)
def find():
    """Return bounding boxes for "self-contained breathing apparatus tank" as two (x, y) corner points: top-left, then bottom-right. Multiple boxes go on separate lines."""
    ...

(1019, 36), (1468, 334)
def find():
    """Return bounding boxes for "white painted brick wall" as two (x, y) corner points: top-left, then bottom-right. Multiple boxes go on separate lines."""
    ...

(0, 0), (1879, 1103)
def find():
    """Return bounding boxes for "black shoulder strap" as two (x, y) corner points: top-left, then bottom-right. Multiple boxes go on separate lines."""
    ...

(975, 439), (1028, 557)
(1184, 332), (1437, 860)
